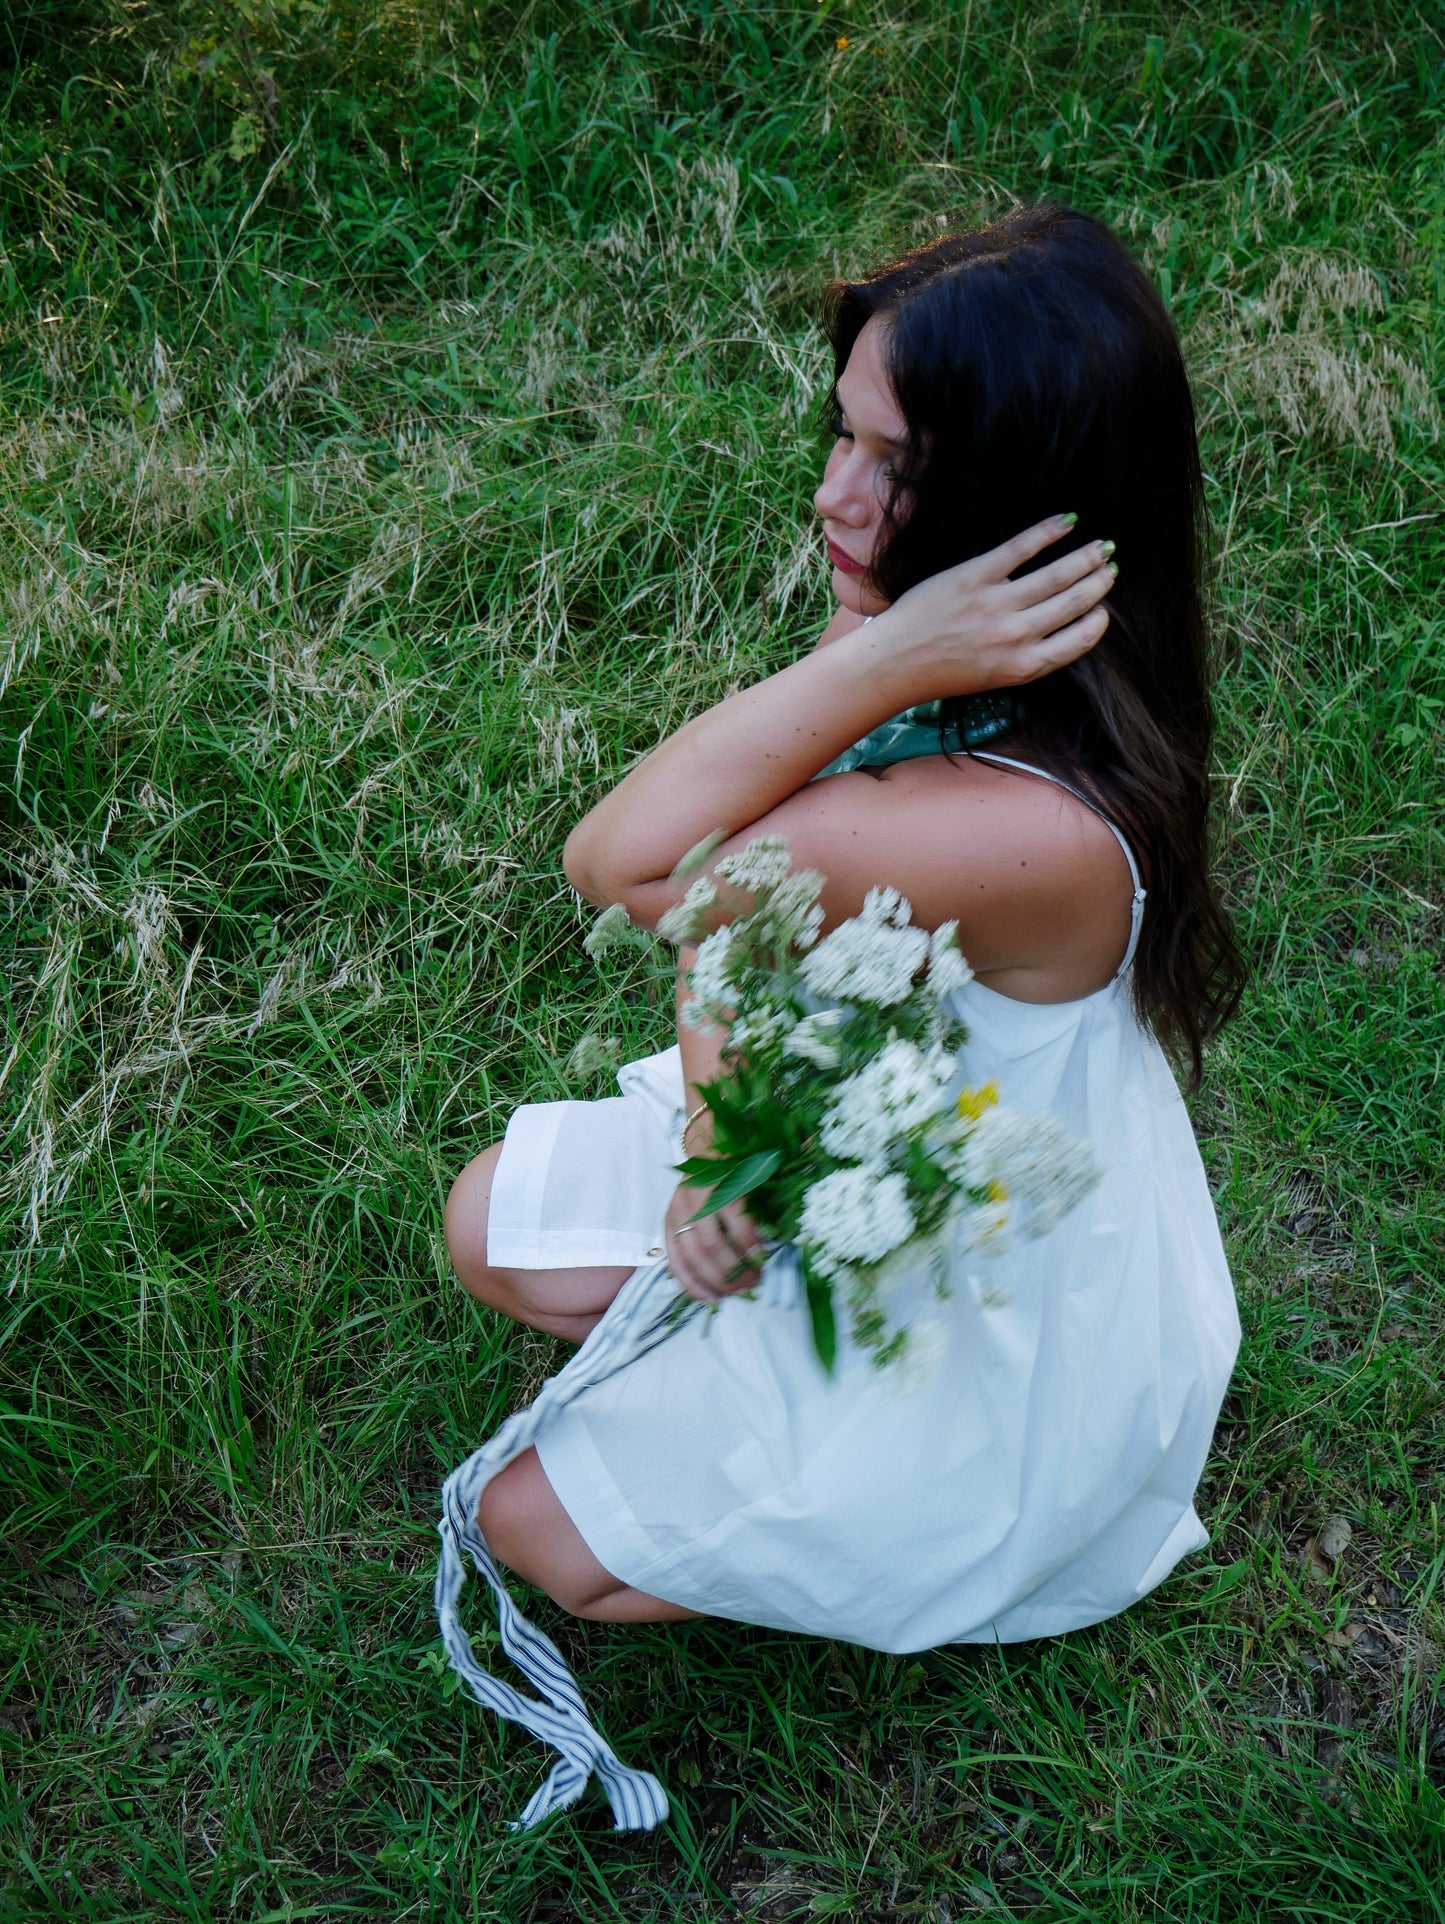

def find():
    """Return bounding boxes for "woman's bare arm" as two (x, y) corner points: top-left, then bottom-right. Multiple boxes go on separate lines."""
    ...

(562, 519), (1113, 924)
(559, 571), (1122, 991)
(811, 603), (869, 651)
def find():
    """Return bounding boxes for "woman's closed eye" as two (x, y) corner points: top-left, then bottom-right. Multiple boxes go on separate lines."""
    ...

(827, 414), (898, 480)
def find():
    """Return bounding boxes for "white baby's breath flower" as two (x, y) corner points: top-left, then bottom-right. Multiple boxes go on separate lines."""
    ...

(681, 924), (737, 1026)
(565, 1032), (622, 1081)
(800, 1164), (916, 1268)
(1015, 1141), (1100, 1234)
(669, 827), (729, 880)
(950, 1197), (1012, 1250)
(783, 1008), (846, 1069)
(728, 1000), (794, 1054)
(864, 885), (910, 925)
(580, 826), (1096, 1380)
(714, 834), (794, 893)
(935, 1100), (1098, 1251)
(866, 1316), (949, 1395)
(656, 874), (718, 943)
(965, 1104), (1100, 1230)
(927, 920), (974, 997)
(798, 912), (929, 1007)
(935, 1128), (982, 1191)
(760, 868), (827, 949)
(583, 903), (637, 958)
(819, 1037), (955, 1163)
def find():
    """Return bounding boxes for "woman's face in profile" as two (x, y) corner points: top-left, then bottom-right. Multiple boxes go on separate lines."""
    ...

(813, 313), (907, 617)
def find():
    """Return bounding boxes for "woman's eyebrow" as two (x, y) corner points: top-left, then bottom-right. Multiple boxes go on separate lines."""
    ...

(836, 405), (908, 452)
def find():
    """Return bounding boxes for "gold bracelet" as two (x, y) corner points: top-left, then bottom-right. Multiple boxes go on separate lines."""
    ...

(681, 1102), (709, 1151)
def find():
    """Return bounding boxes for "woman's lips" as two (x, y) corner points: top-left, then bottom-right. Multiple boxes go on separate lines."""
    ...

(826, 539), (867, 577)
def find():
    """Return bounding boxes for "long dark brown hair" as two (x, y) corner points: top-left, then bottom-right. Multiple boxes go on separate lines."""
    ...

(823, 202), (1245, 1089)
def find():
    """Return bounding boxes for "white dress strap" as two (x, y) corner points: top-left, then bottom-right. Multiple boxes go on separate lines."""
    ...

(970, 752), (1147, 980)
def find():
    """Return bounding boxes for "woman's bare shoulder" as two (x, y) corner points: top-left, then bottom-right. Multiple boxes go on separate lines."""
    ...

(877, 746), (1127, 864)
(892, 738), (1131, 881)
(730, 749), (1134, 993)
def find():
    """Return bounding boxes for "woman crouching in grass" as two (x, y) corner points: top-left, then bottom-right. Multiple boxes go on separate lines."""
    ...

(438, 201), (1246, 1825)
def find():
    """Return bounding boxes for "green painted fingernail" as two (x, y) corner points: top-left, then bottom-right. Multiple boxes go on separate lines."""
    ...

(1060, 512), (1078, 528)
(1107, 560), (1118, 578)
(1100, 539), (1116, 557)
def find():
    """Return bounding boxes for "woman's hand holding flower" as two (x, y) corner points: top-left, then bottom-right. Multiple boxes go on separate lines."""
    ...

(664, 1179), (767, 1303)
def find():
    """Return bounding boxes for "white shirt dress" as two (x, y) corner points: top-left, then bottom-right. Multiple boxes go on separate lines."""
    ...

(435, 751), (1241, 1831)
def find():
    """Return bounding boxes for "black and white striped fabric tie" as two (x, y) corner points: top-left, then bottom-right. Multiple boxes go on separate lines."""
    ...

(434, 1257), (697, 1832)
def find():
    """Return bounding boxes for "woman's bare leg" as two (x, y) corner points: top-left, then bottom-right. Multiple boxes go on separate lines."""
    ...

(444, 1144), (700, 1621)
(444, 1142), (637, 1344)
(478, 1448), (704, 1624)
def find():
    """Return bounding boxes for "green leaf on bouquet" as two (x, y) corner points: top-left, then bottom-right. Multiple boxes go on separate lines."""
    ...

(675, 1153), (725, 1182)
(682, 1148), (783, 1218)
(804, 1263), (838, 1375)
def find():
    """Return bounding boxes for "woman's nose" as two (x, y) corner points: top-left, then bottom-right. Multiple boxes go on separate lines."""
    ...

(814, 448), (867, 527)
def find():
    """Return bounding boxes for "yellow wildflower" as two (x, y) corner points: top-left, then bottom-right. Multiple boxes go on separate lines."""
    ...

(987, 1179), (1010, 1204)
(956, 1081), (1000, 1122)
(836, 36), (849, 49)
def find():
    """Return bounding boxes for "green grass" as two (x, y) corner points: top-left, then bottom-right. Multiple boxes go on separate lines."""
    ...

(2, 0), (1442, 1915)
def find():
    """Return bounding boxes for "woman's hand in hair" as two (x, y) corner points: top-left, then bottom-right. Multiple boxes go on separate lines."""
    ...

(863, 515), (1115, 701)
(564, 519), (1112, 918)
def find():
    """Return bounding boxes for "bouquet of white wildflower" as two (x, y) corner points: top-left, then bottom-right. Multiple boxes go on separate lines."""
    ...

(586, 835), (1100, 1375)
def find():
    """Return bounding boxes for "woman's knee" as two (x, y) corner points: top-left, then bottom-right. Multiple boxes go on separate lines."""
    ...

(444, 1143), (504, 1294)
(476, 1452), (618, 1616)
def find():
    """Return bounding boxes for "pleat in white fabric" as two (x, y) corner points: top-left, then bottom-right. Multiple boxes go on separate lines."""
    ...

(434, 1256), (696, 1831)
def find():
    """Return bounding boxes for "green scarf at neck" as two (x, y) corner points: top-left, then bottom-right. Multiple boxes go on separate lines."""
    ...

(815, 691), (1024, 780)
